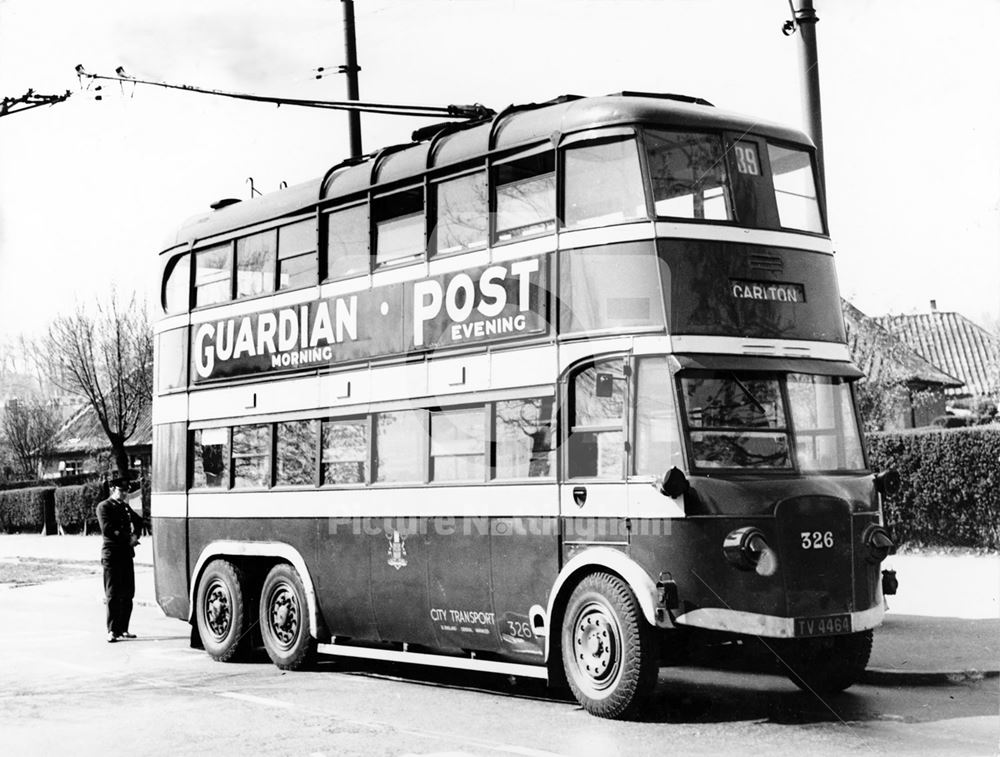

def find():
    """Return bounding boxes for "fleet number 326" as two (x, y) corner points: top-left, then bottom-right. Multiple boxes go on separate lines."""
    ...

(800, 531), (834, 549)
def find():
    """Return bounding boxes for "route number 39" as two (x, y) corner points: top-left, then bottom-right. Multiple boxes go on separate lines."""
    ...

(800, 531), (834, 549)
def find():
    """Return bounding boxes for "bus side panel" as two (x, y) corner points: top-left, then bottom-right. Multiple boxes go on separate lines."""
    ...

(152, 515), (189, 620)
(489, 517), (557, 660)
(426, 516), (498, 652)
(851, 511), (883, 613)
(315, 519), (377, 640)
(629, 518), (788, 618)
(186, 516), (319, 599)
(370, 517), (436, 647)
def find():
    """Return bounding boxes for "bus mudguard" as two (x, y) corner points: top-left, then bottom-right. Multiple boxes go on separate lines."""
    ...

(543, 546), (668, 661)
(189, 541), (321, 638)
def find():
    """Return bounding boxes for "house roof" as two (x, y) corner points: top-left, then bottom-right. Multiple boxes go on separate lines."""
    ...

(51, 402), (153, 455)
(875, 311), (1000, 398)
(842, 301), (964, 388)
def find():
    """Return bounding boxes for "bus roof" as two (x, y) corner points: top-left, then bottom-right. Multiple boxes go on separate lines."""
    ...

(164, 92), (812, 251)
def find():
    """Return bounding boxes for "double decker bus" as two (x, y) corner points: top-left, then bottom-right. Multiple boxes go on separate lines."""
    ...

(152, 92), (897, 719)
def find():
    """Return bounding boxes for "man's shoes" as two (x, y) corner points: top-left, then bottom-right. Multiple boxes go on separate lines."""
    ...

(119, 632), (136, 639)
(107, 633), (119, 643)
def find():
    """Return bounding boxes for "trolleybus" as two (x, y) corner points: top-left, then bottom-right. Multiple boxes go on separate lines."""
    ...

(152, 92), (898, 719)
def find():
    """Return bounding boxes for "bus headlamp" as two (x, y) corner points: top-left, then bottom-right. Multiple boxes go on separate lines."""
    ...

(874, 469), (901, 498)
(723, 526), (778, 576)
(863, 525), (895, 564)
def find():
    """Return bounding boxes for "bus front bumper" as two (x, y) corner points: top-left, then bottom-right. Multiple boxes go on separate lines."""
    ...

(672, 603), (884, 639)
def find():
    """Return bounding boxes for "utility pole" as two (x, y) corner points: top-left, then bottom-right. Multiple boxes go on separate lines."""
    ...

(792, 0), (825, 197)
(341, 0), (362, 158)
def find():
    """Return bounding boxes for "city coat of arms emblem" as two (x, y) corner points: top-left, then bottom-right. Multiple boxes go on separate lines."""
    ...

(386, 529), (407, 570)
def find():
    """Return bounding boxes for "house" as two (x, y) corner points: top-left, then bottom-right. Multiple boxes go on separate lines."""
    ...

(41, 402), (152, 479)
(842, 300), (964, 429)
(875, 306), (1000, 402)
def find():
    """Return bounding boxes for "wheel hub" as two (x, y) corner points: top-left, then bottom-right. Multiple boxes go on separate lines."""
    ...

(574, 608), (615, 681)
(205, 583), (231, 638)
(268, 585), (299, 647)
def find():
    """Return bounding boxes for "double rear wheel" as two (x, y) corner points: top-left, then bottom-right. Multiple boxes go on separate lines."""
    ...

(196, 559), (315, 670)
(259, 563), (316, 670)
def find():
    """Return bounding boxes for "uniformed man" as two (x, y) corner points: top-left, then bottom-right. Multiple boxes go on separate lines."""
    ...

(96, 477), (144, 642)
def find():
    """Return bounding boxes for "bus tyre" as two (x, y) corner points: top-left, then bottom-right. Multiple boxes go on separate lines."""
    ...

(560, 573), (658, 720)
(781, 630), (873, 694)
(196, 559), (250, 662)
(259, 563), (316, 670)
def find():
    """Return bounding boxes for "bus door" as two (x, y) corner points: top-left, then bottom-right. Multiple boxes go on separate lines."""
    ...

(626, 355), (685, 521)
(561, 358), (631, 561)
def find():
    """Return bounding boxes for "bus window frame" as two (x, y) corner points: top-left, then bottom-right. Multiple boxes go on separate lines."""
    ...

(161, 248), (192, 316)
(321, 198), (372, 283)
(276, 215), (320, 293)
(192, 241), (235, 310)
(558, 128), (649, 232)
(673, 369), (865, 475)
(272, 417), (321, 489)
(642, 128), (737, 226)
(320, 414), (372, 488)
(429, 165), (489, 259)
(372, 408), (430, 486)
(372, 183), (427, 270)
(764, 139), (827, 236)
(428, 404), (490, 484)
(563, 355), (631, 481)
(491, 144), (557, 246)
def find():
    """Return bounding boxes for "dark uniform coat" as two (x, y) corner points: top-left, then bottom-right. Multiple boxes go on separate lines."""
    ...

(96, 495), (144, 636)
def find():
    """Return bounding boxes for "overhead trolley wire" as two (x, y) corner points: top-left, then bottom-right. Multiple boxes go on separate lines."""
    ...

(74, 66), (495, 121)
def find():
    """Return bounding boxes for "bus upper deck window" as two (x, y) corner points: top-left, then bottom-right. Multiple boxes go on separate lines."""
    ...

(432, 171), (487, 255)
(495, 152), (555, 241)
(768, 144), (823, 233)
(563, 138), (646, 229)
(645, 130), (733, 222)
(193, 243), (232, 308)
(162, 253), (190, 315)
(325, 204), (370, 280)
(236, 230), (277, 299)
(374, 186), (424, 267)
(277, 220), (317, 290)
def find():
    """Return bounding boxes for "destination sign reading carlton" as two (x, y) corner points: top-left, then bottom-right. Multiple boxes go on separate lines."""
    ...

(192, 257), (547, 382)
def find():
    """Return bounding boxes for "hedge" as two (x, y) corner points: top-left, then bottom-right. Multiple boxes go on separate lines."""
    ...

(54, 481), (108, 534)
(0, 487), (55, 534)
(867, 425), (1000, 550)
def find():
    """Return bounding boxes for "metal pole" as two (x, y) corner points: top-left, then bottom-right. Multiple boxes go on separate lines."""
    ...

(342, 0), (362, 157)
(795, 0), (825, 197)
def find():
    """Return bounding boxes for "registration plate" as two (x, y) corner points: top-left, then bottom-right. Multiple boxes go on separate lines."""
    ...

(794, 614), (852, 637)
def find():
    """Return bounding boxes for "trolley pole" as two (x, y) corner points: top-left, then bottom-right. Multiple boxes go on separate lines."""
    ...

(341, 0), (362, 157)
(794, 0), (826, 197)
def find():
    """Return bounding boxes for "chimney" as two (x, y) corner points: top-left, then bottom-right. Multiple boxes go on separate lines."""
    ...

(929, 299), (937, 312)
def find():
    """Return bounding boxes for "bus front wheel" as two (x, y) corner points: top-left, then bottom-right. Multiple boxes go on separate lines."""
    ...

(560, 572), (658, 719)
(259, 563), (316, 670)
(196, 559), (250, 662)
(780, 630), (873, 693)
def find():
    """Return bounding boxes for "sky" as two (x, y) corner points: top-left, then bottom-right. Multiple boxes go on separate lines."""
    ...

(0, 0), (998, 345)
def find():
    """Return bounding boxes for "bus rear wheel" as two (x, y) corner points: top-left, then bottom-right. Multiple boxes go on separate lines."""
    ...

(560, 573), (658, 719)
(259, 563), (316, 670)
(196, 559), (250, 662)
(780, 630), (873, 693)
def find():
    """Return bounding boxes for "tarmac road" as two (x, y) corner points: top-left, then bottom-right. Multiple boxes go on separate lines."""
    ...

(0, 536), (997, 756)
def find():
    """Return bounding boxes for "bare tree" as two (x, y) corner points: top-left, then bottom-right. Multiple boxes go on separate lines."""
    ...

(1, 397), (62, 479)
(40, 294), (153, 478)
